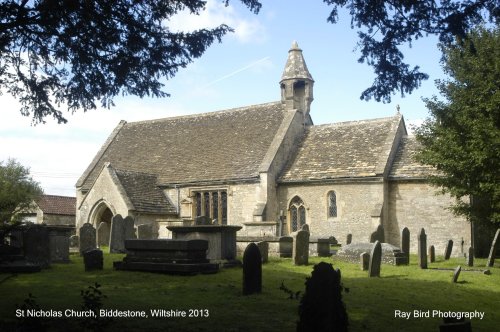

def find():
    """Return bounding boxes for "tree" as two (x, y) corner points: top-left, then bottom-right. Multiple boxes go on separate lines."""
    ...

(323, 0), (499, 102)
(414, 26), (499, 226)
(0, 159), (43, 224)
(0, 0), (261, 124)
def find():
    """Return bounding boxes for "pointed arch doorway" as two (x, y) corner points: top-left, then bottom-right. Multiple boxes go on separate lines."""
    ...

(91, 202), (114, 247)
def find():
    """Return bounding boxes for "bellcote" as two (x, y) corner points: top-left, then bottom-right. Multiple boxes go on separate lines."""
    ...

(280, 41), (314, 115)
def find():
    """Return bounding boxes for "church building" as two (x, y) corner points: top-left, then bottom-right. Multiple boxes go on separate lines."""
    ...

(75, 42), (471, 256)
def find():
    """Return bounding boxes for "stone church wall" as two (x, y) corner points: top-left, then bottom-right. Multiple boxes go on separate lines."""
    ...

(387, 180), (471, 256)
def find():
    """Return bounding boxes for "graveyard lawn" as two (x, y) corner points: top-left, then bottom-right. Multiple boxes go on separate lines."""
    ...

(0, 253), (499, 331)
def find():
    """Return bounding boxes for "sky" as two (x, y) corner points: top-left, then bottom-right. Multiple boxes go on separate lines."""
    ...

(0, 0), (446, 197)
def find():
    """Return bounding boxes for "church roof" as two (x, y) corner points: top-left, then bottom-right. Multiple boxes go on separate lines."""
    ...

(36, 195), (76, 216)
(279, 115), (402, 182)
(389, 136), (436, 179)
(113, 169), (177, 214)
(77, 102), (288, 190)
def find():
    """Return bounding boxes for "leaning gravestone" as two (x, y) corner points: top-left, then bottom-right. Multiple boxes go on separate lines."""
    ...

(466, 247), (474, 267)
(444, 240), (454, 260)
(83, 249), (103, 271)
(110, 214), (125, 253)
(256, 241), (269, 263)
(346, 233), (352, 245)
(124, 216), (136, 240)
(293, 230), (310, 266)
(418, 228), (427, 269)
(279, 236), (293, 258)
(368, 241), (382, 277)
(79, 223), (96, 255)
(360, 252), (369, 271)
(23, 225), (51, 268)
(452, 266), (462, 283)
(401, 227), (410, 265)
(137, 224), (154, 240)
(242, 243), (262, 295)
(486, 228), (500, 267)
(370, 225), (384, 243)
(97, 222), (110, 247)
(429, 245), (436, 263)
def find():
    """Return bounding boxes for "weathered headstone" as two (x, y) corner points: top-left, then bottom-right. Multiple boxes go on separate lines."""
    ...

(242, 243), (262, 295)
(279, 236), (293, 258)
(256, 241), (269, 263)
(123, 216), (136, 240)
(293, 230), (310, 266)
(401, 227), (410, 265)
(329, 236), (338, 245)
(360, 252), (369, 271)
(370, 224), (385, 243)
(83, 249), (103, 271)
(444, 240), (454, 260)
(466, 247), (474, 267)
(429, 245), (436, 263)
(69, 235), (79, 248)
(97, 222), (110, 247)
(418, 228), (427, 269)
(317, 239), (331, 257)
(452, 265), (461, 283)
(486, 228), (500, 267)
(110, 214), (125, 253)
(368, 241), (382, 277)
(346, 233), (352, 245)
(79, 223), (96, 255)
(301, 224), (310, 232)
(23, 225), (51, 268)
(137, 224), (154, 240)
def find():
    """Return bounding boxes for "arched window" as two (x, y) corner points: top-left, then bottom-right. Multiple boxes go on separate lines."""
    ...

(328, 191), (337, 218)
(289, 196), (306, 232)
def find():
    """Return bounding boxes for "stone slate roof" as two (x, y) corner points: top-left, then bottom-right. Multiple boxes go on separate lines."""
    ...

(36, 195), (76, 216)
(113, 169), (177, 214)
(279, 115), (401, 182)
(389, 136), (436, 179)
(78, 102), (287, 191)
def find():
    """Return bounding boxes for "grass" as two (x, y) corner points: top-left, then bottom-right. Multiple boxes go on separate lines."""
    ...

(0, 251), (499, 332)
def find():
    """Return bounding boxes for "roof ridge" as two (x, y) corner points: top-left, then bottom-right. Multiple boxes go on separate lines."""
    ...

(312, 115), (400, 128)
(113, 168), (159, 177)
(39, 194), (76, 199)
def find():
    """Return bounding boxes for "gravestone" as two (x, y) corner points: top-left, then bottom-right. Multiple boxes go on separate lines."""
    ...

(242, 243), (262, 295)
(256, 241), (269, 263)
(124, 216), (136, 240)
(317, 239), (331, 257)
(279, 236), (293, 258)
(418, 228), (427, 269)
(79, 223), (96, 255)
(137, 224), (154, 240)
(368, 241), (382, 277)
(429, 245), (436, 263)
(486, 228), (500, 267)
(444, 240), (454, 260)
(83, 249), (103, 271)
(293, 230), (310, 265)
(97, 222), (110, 247)
(466, 247), (474, 267)
(110, 214), (125, 253)
(23, 225), (51, 268)
(329, 236), (338, 245)
(370, 225), (384, 243)
(360, 252), (369, 271)
(301, 224), (310, 232)
(346, 233), (352, 245)
(401, 227), (410, 265)
(452, 265), (461, 283)
(69, 235), (79, 248)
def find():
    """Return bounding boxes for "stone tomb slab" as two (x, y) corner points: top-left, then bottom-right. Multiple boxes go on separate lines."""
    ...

(336, 242), (407, 265)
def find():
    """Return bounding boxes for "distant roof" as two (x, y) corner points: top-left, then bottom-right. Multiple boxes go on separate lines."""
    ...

(389, 136), (436, 179)
(113, 168), (177, 214)
(37, 195), (76, 216)
(78, 101), (288, 190)
(279, 115), (402, 182)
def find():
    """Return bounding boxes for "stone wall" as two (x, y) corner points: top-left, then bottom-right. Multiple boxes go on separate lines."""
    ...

(39, 213), (75, 226)
(387, 180), (470, 256)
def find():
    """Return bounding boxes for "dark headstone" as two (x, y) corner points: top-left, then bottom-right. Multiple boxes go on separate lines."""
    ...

(69, 235), (79, 248)
(97, 222), (110, 247)
(360, 252), (369, 271)
(444, 240), (454, 260)
(346, 233), (352, 245)
(368, 241), (382, 277)
(429, 245), (436, 263)
(79, 223), (96, 255)
(418, 228), (428, 269)
(242, 243), (262, 295)
(194, 215), (212, 225)
(329, 236), (338, 245)
(401, 227), (410, 265)
(83, 249), (103, 271)
(279, 236), (293, 258)
(23, 225), (50, 268)
(137, 224), (154, 240)
(301, 224), (310, 232)
(110, 214), (125, 253)
(317, 239), (331, 257)
(370, 225), (384, 243)
(124, 216), (136, 240)
(293, 230), (310, 265)
(47, 226), (72, 263)
(256, 241), (269, 263)
(486, 228), (500, 267)
(466, 247), (474, 267)
(452, 265), (461, 283)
